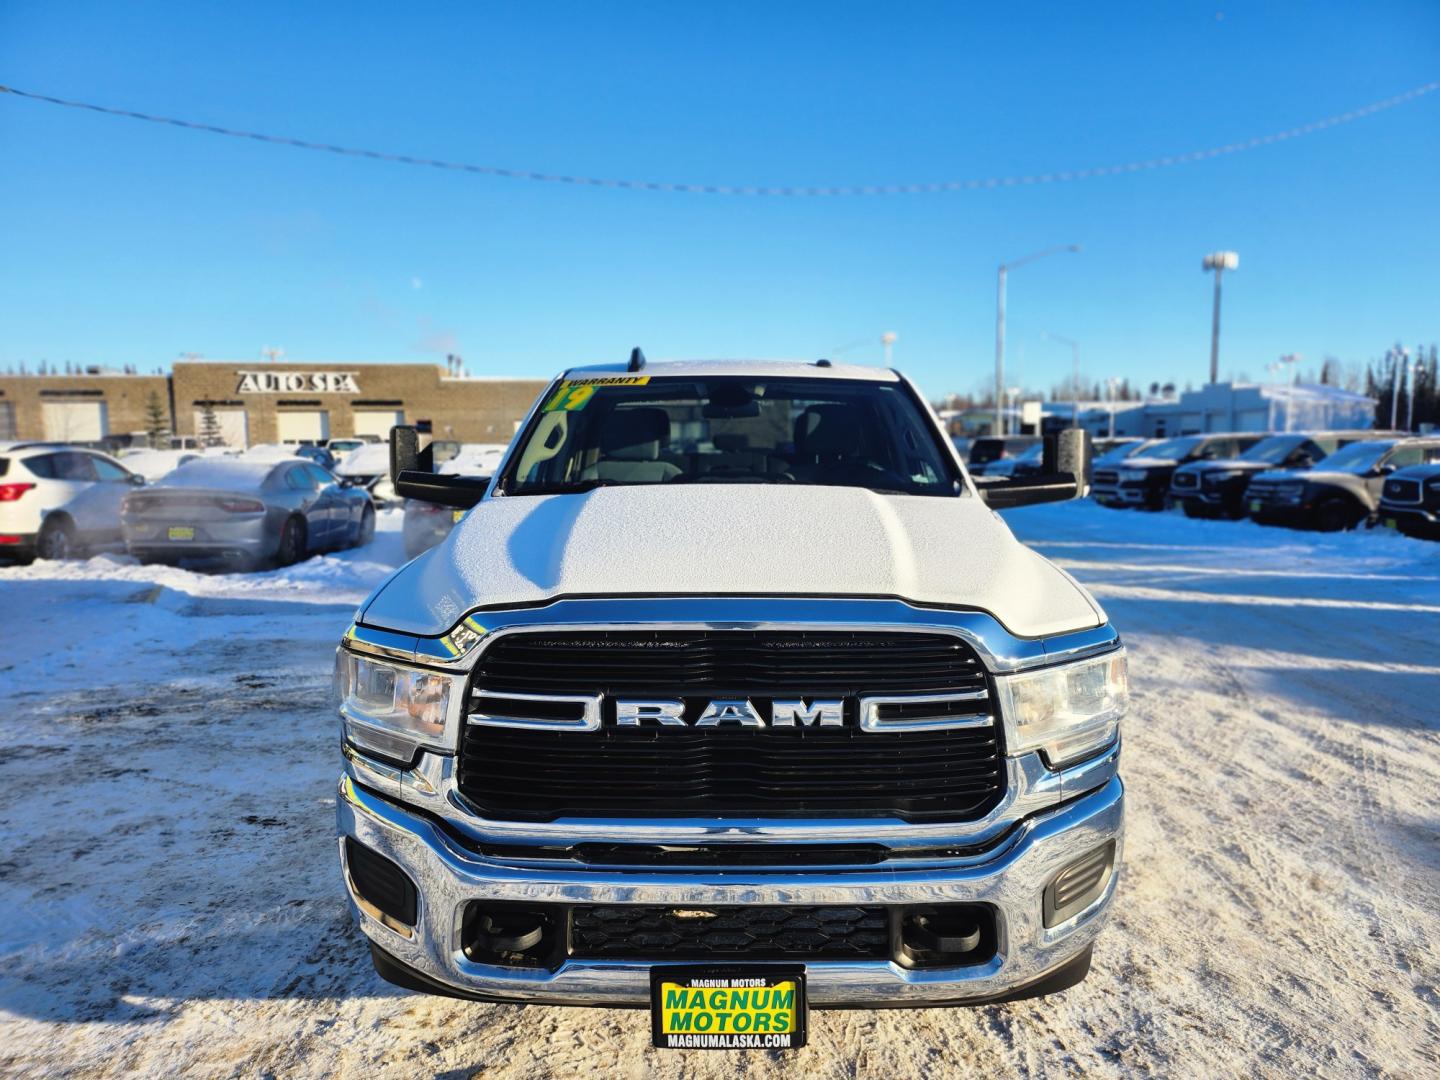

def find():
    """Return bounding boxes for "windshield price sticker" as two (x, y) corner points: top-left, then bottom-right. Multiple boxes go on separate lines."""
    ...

(542, 376), (651, 413)
(651, 967), (807, 1051)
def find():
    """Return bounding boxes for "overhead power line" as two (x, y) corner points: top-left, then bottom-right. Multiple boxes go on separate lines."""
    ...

(1, 79), (1436, 197)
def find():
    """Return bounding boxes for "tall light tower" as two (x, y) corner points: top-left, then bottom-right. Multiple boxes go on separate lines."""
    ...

(881, 331), (897, 367)
(1043, 331), (1082, 428)
(995, 245), (1080, 435)
(1201, 252), (1239, 385)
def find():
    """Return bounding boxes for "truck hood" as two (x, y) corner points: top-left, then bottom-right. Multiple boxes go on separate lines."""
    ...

(1179, 458), (1272, 475)
(360, 484), (1104, 639)
(1110, 456), (1180, 470)
(1258, 467), (1359, 484)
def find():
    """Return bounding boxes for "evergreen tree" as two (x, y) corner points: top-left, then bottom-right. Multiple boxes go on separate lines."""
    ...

(197, 402), (223, 448)
(144, 391), (171, 449)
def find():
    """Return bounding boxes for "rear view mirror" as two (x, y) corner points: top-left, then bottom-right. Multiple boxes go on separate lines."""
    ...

(977, 428), (1091, 509)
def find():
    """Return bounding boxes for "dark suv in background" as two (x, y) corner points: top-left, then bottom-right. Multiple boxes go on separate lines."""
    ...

(1168, 431), (1384, 519)
(1092, 433), (1263, 510)
(965, 435), (1041, 475)
(1246, 437), (1440, 531)
(1377, 462), (1440, 539)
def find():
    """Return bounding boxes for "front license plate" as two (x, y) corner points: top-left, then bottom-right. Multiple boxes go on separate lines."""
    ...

(651, 966), (806, 1050)
(452, 509), (466, 523)
(167, 526), (196, 541)
(1248, 500), (1261, 513)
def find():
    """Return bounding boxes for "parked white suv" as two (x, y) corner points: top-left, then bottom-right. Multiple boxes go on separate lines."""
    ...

(0, 443), (144, 562)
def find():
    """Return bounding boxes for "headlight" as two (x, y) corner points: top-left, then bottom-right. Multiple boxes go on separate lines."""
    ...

(1427, 479), (1440, 491)
(994, 650), (1127, 768)
(1117, 468), (1148, 482)
(335, 650), (466, 760)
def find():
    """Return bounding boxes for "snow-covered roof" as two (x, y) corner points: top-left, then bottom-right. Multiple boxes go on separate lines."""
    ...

(239, 444), (310, 462)
(562, 358), (899, 382)
(439, 443), (510, 476)
(115, 449), (199, 479)
(334, 442), (391, 477)
(155, 458), (284, 490)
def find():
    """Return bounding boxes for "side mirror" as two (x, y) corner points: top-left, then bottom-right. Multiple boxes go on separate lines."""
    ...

(128, 473), (146, 486)
(389, 426), (434, 481)
(389, 425), (487, 509)
(977, 428), (1091, 509)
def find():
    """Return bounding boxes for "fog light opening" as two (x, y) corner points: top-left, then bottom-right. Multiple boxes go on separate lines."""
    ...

(462, 902), (563, 970)
(344, 838), (418, 938)
(896, 904), (996, 969)
(1044, 840), (1116, 928)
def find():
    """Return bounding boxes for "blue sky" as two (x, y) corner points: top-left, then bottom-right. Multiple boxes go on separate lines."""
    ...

(2, 1), (1437, 400)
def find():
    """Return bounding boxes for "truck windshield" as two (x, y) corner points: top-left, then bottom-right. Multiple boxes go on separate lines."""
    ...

(499, 376), (961, 496)
(1315, 440), (1393, 473)
(1238, 435), (1306, 463)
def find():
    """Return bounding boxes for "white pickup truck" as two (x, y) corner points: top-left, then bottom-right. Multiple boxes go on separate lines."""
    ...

(334, 356), (1125, 1047)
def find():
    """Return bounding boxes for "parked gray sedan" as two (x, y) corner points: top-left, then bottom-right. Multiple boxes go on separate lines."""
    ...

(122, 457), (374, 569)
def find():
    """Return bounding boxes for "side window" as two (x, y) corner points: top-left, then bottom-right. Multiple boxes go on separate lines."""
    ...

(92, 457), (130, 482)
(285, 466), (316, 491)
(1424, 445), (1440, 464)
(23, 454), (57, 479)
(304, 464), (335, 486)
(53, 453), (99, 481)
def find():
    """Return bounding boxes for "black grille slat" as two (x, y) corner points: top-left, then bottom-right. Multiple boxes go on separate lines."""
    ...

(471, 631), (985, 696)
(458, 630), (1003, 822)
(569, 904), (890, 960)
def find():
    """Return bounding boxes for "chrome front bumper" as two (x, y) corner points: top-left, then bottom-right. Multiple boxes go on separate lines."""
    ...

(336, 774), (1124, 1007)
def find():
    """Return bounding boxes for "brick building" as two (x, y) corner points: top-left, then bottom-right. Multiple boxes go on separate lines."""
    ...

(0, 371), (171, 443)
(0, 362), (551, 447)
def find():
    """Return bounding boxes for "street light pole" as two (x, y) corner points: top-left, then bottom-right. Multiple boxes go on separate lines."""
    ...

(1043, 331), (1081, 429)
(994, 267), (1007, 436)
(1201, 252), (1239, 385)
(881, 331), (897, 368)
(995, 245), (1080, 436)
(1405, 346), (1416, 431)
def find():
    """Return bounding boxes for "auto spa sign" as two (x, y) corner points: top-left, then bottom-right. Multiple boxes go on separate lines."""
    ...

(236, 371), (361, 394)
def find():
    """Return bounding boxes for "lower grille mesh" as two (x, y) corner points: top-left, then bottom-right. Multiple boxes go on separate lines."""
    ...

(570, 905), (890, 961)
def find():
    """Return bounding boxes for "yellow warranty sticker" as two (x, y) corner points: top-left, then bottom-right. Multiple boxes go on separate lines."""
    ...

(541, 376), (651, 412)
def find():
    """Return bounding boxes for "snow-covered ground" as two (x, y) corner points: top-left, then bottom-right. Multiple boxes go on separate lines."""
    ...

(1, 504), (1436, 1078)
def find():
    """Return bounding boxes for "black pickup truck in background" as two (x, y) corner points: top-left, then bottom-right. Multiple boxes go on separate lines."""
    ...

(1167, 431), (1385, 519)
(1091, 433), (1263, 510)
(1377, 462), (1440, 539)
(1246, 437), (1440, 531)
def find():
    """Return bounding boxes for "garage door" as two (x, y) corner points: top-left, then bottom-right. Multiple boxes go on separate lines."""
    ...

(352, 410), (404, 440)
(42, 401), (108, 442)
(276, 410), (330, 443)
(193, 408), (250, 449)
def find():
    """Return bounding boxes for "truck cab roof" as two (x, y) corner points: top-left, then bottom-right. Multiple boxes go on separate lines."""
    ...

(561, 358), (900, 382)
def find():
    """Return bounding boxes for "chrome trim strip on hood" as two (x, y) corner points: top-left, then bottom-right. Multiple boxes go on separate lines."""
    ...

(347, 596), (1119, 674)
